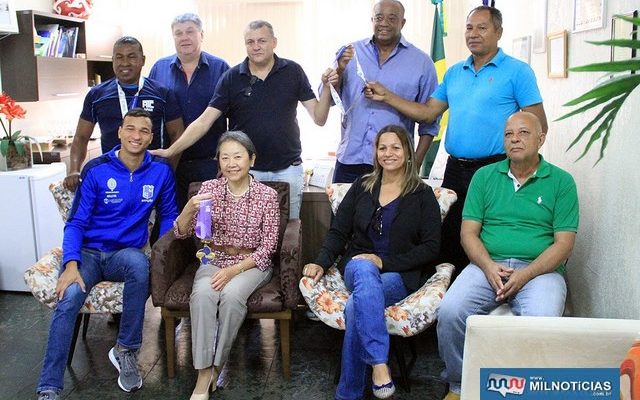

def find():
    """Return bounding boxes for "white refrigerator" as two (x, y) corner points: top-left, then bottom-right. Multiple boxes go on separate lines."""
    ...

(0, 163), (66, 291)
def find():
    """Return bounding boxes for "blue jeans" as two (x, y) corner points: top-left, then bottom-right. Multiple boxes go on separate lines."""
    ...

(335, 259), (408, 400)
(252, 164), (304, 219)
(37, 247), (150, 393)
(436, 259), (566, 393)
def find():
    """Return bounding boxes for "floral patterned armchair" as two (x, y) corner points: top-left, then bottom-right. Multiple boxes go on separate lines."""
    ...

(299, 183), (457, 337)
(298, 182), (457, 387)
(23, 181), (130, 364)
(24, 181), (130, 314)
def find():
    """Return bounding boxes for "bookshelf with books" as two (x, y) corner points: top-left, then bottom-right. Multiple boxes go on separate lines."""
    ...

(34, 23), (79, 58)
(0, 10), (101, 101)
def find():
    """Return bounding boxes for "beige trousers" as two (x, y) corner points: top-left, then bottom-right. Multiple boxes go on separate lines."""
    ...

(189, 263), (272, 369)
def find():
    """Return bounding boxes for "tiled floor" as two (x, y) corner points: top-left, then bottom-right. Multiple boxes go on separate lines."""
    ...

(0, 292), (447, 399)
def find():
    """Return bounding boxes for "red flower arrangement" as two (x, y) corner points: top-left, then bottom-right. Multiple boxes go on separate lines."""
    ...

(0, 92), (28, 157)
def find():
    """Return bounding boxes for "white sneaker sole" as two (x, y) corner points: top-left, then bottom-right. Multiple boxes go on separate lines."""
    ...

(109, 347), (143, 392)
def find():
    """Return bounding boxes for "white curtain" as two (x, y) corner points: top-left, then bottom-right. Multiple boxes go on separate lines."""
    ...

(120, 0), (439, 161)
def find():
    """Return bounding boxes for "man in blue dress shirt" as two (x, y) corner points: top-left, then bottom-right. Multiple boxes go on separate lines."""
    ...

(366, 6), (548, 274)
(330, 0), (440, 183)
(63, 36), (184, 191)
(150, 13), (230, 209)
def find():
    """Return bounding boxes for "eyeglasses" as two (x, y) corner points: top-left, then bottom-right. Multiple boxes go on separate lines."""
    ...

(244, 75), (259, 97)
(372, 206), (383, 235)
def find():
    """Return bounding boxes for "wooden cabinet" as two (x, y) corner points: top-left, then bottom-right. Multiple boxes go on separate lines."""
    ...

(0, 10), (117, 101)
(300, 186), (332, 266)
(34, 57), (88, 101)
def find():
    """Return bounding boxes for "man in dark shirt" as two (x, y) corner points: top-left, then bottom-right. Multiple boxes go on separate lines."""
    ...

(63, 36), (184, 191)
(149, 13), (230, 208)
(153, 20), (337, 219)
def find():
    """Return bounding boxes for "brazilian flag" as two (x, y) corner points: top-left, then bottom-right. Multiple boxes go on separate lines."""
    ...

(421, 0), (448, 177)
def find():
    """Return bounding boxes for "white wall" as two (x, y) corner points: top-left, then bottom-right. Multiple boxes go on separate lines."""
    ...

(452, 0), (639, 319)
(4, 0), (639, 319)
(3, 0), (437, 162)
(542, 0), (640, 320)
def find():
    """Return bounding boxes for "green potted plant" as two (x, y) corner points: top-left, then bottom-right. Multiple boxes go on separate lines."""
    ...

(0, 92), (36, 171)
(556, 14), (640, 164)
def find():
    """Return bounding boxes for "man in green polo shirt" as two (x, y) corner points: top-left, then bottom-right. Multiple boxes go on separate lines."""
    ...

(436, 111), (579, 400)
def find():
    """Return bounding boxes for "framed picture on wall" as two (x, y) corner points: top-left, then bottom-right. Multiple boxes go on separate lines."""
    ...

(0, 0), (19, 34)
(512, 36), (531, 64)
(548, 31), (568, 78)
(533, 0), (548, 53)
(573, 0), (606, 33)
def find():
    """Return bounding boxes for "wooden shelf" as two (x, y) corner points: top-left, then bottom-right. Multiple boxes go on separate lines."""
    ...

(0, 10), (117, 101)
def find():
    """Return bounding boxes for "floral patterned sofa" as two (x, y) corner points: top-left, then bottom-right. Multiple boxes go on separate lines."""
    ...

(299, 183), (457, 337)
(23, 181), (127, 314)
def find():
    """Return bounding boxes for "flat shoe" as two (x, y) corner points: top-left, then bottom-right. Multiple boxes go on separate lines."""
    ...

(372, 381), (395, 399)
(443, 391), (461, 400)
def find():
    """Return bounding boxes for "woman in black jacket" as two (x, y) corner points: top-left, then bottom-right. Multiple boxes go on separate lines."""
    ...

(303, 125), (441, 400)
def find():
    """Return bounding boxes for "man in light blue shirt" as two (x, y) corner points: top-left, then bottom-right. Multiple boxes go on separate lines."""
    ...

(330, 0), (439, 183)
(430, 50), (543, 160)
(366, 6), (548, 278)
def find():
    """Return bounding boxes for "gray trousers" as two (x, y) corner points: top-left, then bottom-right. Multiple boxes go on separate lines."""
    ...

(190, 263), (272, 369)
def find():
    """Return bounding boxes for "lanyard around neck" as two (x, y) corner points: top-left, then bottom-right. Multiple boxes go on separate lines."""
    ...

(117, 76), (145, 118)
(329, 46), (367, 119)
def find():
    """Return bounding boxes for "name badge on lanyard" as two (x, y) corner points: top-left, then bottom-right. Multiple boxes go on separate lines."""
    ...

(329, 45), (367, 120)
(117, 76), (145, 117)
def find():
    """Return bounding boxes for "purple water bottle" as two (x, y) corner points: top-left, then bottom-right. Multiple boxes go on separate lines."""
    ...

(195, 199), (214, 265)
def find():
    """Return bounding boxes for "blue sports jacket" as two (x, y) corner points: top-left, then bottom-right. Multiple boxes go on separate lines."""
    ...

(62, 146), (178, 266)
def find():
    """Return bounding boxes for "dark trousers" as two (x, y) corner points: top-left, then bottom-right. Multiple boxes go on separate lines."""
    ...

(176, 157), (218, 210)
(333, 161), (374, 184)
(439, 155), (506, 277)
(149, 158), (218, 246)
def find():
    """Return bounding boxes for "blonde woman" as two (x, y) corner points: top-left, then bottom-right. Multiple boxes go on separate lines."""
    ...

(303, 125), (441, 399)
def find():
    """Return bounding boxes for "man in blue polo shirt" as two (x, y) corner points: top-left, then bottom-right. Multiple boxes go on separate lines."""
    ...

(63, 36), (184, 191)
(366, 6), (548, 272)
(436, 112), (578, 400)
(330, 0), (440, 183)
(153, 20), (337, 219)
(149, 13), (230, 209)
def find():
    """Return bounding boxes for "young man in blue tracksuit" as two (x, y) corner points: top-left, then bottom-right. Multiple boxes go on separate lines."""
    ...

(36, 109), (178, 400)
